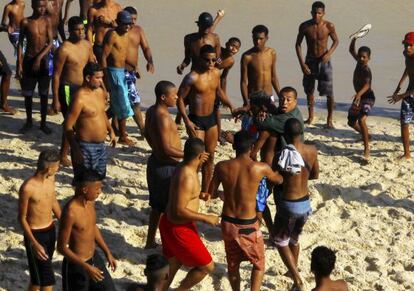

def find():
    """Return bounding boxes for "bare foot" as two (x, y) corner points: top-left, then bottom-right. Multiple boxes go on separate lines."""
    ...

(290, 282), (305, 291)
(118, 136), (135, 146)
(47, 107), (59, 116)
(144, 242), (159, 249)
(325, 122), (335, 129)
(1, 106), (17, 115)
(304, 117), (313, 125)
(60, 156), (71, 167)
(40, 125), (52, 135)
(397, 154), (411, 160)
(19, 122), (33, 134)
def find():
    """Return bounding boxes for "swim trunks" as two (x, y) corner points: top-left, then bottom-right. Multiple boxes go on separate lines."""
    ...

(93, 43), (104, 63)
(256, 178), (270, 212)
(159, 214), (212, 267)
(58, 82), (81, 117)
(401, 86), (414, 125)
(107, 66), (134, 120)
(21, 55), (50, 96)
(62, 251), (116, 291)
(0, 51), (12, 76)
(188, 111), (217, 131)
(273, 194), (312, 247)
(48, 39), (61, 77)
(303, 56), (333, 96)
(347, 90), (375, 125)
(125, 70), (141, 105)
(146, 154), (178, 213)
(8, 31), (20, 54)
(221, 215), (265, 272)
(24, 222), (56, 287)
(72, 141), (107, 184)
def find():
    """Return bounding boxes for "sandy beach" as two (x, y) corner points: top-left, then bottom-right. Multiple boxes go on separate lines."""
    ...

(0, 0), (414, 290)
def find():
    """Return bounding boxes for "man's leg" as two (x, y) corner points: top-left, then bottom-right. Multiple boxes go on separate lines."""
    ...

(401, 123), (411, 159)
(39, 93), (52, 134)
(0, 73), (16, 114)
(277, 246), (304, 290)
(202, 125), (218, 192)
(132, 103), (145, 138)
(305, 93), (315, 125)
(118, 118), (134, 145)
(145, 208), (160, 249)
(326, 95), (334, 128)
(358, 115), (370, 159)
(289, 243), (300, 267)
(162, 257), (182, 291)
(251, 267), (264, 291)
(228, 265), (241, 291)
(59, 131), (71, 166)
(177, 261), (214, 291)
(21, 94), (33, 132)
(262, 205), (274, 239)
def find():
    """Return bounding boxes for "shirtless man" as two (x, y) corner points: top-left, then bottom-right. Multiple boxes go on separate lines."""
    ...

(1, 0), (25, 52)
(87, 0), (122, 63)
(124, 6), (154, 138)
(160, 138), (218, 291)
(64, 62), (115, 184)
(208, 130), (283, 291)
(241, 25), (280, 108)
(388, 32), (414, 160)
(177, 44), (234, 193)
(295, 1), (339, 128)
(144, 81), (183, 249)
(0, 50), (15, 114)
(102, 10), (134, 145)
(273, 118), (319, 291)
(311, 246), (348, 291)
(58, 170), (117, 291)
(46, 0), (65, 41)
(52, 16), (95, 166)
(64, 0), (93, 22)
(18, 149), (61, 291)
(17, 0), (54, 134)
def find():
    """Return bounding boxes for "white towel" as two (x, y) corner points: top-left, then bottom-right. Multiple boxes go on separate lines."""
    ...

(277, 144), (305, 175)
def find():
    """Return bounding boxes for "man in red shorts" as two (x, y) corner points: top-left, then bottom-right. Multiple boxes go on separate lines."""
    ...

(160, 138), (219, 290)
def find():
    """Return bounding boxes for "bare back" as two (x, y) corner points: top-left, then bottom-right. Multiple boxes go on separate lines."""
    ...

(300, 19), (334, 58)
(145, 105), (182, 163)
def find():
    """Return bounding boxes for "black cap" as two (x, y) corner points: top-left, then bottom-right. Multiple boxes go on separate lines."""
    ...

(196, 12), (213, 27)
(117, 10), (133, 24)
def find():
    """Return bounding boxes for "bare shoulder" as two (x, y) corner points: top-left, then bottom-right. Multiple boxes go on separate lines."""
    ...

(81, 39), (93, 49)
(325, 20), (335, 30)
(241, 49), (253, 61)
(19, 177), (35, 197)
(184, 33), (197, 42)
(267, 47), (276, 56)
(299, 19), (313, 30)
(184, 71), (198, 84)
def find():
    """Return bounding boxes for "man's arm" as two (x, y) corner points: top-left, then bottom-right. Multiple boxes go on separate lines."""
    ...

(51, 46), (67, 112)
(35, 17), (54, 62)
(210, 10), (224, 32)
(52, 192), (62, 220)
(349, 37), (358, 61)
(16, 19), (27, 78)
(86, 7), (95, 42)
(101, 31), (114, 68)
(63, 0), (73, 24)
(217, 75), (234, 112)
(139, 28), (154, 73)
(64, 92), (84, 164)
(177, 73), (198, 137)
(322, 22), (339, 63)
(250, 130), (271, 161)
(177, 35), (191, 74)
(95, 225), (116, 271)
(1, 5), (10, 30)
(261, 163), (283, 185)
(240, 54), (249, 106)
(104, 103), (116, 147)
(208, 163), (222, 199)
(215, 35), (222, 59)
(271, 49), (280, 96)
(58, 207), (105, 281)
(388, 68), (409, 104)
(18, 183), (49, 260)
(295, 24), (311, 75)
(309, 148), (319, 180)
(88, 42), (97, 63)
(158, 113), (184, 158)
(220, 65), (232, 93)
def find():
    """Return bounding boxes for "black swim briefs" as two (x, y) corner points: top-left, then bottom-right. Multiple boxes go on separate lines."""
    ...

(188, 111), (217, 131)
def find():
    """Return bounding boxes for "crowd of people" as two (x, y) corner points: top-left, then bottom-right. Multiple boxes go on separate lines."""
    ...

(0, 0), (411, 290)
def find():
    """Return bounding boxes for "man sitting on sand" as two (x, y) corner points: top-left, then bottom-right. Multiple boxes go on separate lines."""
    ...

(126, 254), (169, 291)
(18, 149), (61, 291)
(144, 81), (183, 249)
(273, 118), (319, 291)
(209, 130), (283, 291)
(64, 62), (116, 184)
(348, 37), (375, 161)
(159, 138), (219, 291)
(58, 170), (117, 291)
(388, 32), (414, 160)
(311, 246), (348, 291)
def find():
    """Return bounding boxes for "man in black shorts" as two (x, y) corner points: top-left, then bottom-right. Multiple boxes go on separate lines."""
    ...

(144, 81), (183, 249)
(0, 50), (16, 114)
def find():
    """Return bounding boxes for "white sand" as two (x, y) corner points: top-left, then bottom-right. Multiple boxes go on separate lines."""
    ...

(0, 105), (413, 290)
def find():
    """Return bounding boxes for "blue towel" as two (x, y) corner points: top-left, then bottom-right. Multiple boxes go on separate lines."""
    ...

(107, 67), (134, 119)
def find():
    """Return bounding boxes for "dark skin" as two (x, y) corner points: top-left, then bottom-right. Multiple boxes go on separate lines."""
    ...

(388, 41), (414, 160)
(163, 151), (216, 291)
(46, 0), (65, 40)
(1, 0), (25, 37)
(143, 86), (183, 249)
(0, 53), (14, 114)
(58, 181), (117, 283)
(295, 7), (339, 127)
(240, 32), (280, 107)
(177, 51), (234, 193)
(52, 23), (96, 166)
(208, 148), (282, 291)
(275, 135), (319, 291)
(64, 0), (93, 21)
(348, 38), (372, 160)
(17, 0), (54, 133)
(64, 70), (115, 166)
(312, 274), (348, 291)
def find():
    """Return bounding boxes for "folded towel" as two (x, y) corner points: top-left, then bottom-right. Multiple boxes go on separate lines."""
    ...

(277, 144), (305, 175)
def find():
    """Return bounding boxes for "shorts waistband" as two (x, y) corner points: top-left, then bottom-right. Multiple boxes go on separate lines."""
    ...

(149, 154), (179, 166)
(283, 195), (310, 202)
(107, 66), (125, 72)
(78, 140), (105, 146)
(279, 197), (311, 215)
(222, 215), (257, 225)
(31, 221), (55, 233)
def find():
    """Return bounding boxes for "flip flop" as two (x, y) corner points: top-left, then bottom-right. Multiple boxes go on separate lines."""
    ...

(349, 23), (372, 39)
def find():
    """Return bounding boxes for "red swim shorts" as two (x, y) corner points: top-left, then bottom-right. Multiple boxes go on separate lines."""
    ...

(159, 215), (212, 267)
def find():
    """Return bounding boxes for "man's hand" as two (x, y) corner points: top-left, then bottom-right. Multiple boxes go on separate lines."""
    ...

(146, 62), (154, 74)
(109, 131), (116, 148)
(387, 93), (404, 104)
(52, 100), (61, 113)
(352, 94), (361, 106)
(32, 57), (42, 72)
(176, 64), (185, 75)
(301, 63), (311, 75)
(321, 53), (331, 64)
(216, 9), (225, 18)
(204, 214), (220, 226)
(72, 148), (84, 165)
(185, 120), (199, 137)
(199, 192), (211, 201)
(33, 243), (49, 261)
(16, 65), (23, 80)
(85, 264), (104, 282)
(106, 252), (117, 272)
(199, 152), (210, 164)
